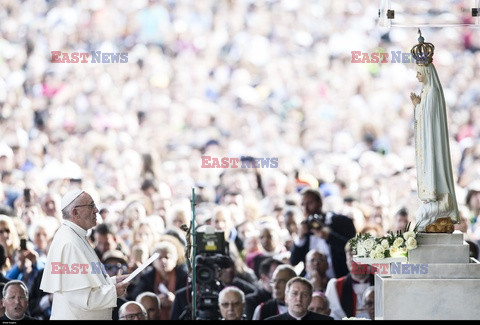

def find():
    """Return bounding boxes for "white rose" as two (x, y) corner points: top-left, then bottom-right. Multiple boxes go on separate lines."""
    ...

(375, 252), (385, 259)
(357, 245), (367, 257)
(393, 237), (404, 248)
(398, 246), (408, 255)
(369, 250), (376, 259)
(403, 231), (416, 240)
(389, 246), (399, 257)
(363, 238), (375, 251)
(406, 237), (417, 250)
(381, 239), (389, 249)
(375, 244), (385, 254)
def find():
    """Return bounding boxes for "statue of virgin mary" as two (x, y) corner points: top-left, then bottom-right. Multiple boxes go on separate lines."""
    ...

(409, 31), (459, 232)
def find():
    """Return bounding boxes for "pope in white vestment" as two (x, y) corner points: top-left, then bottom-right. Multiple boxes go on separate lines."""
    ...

(40, 189), (129, 320)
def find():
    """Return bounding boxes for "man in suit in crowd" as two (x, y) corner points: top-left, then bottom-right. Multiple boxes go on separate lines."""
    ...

(245, 257), (284, 319)
(266, 277), (333, 320)
(290, 188), (356, 279)
(251, 264), (297, 320)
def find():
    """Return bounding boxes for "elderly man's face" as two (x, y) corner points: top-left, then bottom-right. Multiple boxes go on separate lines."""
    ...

(219, 291), (244, 320)
(120, 303), (147, 320)
(308, 295), (330, 315)
(72, 193), (98, 230)
(139, 296), (160, 320)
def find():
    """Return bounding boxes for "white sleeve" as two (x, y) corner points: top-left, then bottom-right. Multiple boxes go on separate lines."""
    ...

(252, 304), (261, 320)
(293, 236), (307, 247)
(325, 278), (346, 320)
(61, 284), (117, 311)
(39, 295), (51, 311)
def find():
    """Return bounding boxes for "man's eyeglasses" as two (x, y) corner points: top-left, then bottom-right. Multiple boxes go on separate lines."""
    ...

(0, 228), (11, 234)
(220, 301), (242, 308)
(74, 203), (96, 209)
(119, 312), (147, 320)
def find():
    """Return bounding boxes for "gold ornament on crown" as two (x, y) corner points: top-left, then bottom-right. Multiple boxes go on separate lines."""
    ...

(410, 29), (435, 66)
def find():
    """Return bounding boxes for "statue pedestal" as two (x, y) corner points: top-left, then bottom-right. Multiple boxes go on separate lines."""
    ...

(373, 232), (480, 320)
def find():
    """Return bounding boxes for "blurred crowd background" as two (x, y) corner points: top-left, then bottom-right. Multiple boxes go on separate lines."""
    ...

(1, 0), (480, 320)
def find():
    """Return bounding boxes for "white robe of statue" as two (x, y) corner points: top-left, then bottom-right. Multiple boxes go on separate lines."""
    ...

(413, 64), (459, 231)
(40, 220), (117, 319)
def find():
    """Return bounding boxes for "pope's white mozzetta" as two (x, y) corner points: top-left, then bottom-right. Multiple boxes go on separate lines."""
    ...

(40, 189), (129, 320)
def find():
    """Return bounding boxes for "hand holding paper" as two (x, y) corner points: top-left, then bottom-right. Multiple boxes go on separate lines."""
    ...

(121, 252), (159, 284)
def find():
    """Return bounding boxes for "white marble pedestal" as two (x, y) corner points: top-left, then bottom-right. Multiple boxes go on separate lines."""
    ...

(373, 232), (480, 320)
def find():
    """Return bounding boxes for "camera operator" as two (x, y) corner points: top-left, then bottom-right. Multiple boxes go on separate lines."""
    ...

(171, 226), (254, 320)
(170, 252), (232, 320)
(290, 188), (356, 279)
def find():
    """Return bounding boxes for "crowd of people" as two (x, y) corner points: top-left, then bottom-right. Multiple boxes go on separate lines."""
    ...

(1, 0), (480, 320)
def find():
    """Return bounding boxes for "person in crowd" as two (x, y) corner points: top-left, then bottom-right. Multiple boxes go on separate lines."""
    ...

(246, 222), (288, 276)
(218, 260), (256, 296)
(131, 220), (157, 253)
(170, 255), (252, 320)
(245, 257), (284, 319)
(1, 280), (36, 320)
(0, 246), (12, 284)
(101, 250), (130, 320)
(118, 301), (147, 320)
(0, 282), (5, 317)
(290, 188), (356, 279)
(29, 221), (55, 265)
(39, 192), (62, 220)
(391, 207), (410, 232)
(40, 189), (130, 319)
(265, 277), (333, 320)
(93, 223), (127, 260)
(6, 244), (43, 292)
(363, 285), (375, 320)
(0, 215), (20, 272)
(304, 249), (330, 292)
(325, 242), (374, 320)
(136, 291), (161, 320)
(27, 268), (51, 320)
(308, 291), (331, 316)
(128, 241), (188, 320)
(218, 286), (246, 320)
(252, 264), (297, 320)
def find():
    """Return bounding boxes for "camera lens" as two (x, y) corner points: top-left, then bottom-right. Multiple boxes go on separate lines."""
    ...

(197, 265), (215, 284)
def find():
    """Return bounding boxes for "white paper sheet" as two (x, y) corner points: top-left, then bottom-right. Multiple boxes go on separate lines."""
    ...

(122, 252), (159, 284)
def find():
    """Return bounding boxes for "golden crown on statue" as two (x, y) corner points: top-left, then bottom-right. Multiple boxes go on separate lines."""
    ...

(410, 29), (435, 66)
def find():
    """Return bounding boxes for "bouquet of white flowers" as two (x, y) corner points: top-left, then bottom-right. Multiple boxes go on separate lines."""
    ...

(349, 222), (419, 259)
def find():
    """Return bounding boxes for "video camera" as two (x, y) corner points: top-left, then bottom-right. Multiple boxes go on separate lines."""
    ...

(193, 226), (232, 320)
(306, 213), (325, 231)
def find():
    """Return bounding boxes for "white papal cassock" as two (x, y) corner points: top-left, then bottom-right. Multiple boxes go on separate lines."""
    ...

(40, 220), (118, 320)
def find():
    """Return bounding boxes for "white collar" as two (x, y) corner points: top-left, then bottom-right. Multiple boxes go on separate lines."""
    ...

(63, 219), (88, 238)
(289, 311), (307, 320)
